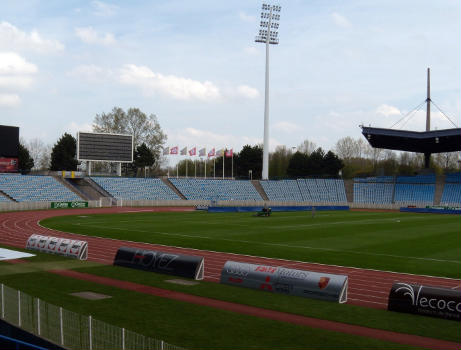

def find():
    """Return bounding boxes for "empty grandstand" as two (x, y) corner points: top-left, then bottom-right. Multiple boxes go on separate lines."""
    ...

(440, 172), (461, 206)
(260, 180), (303, 201)
(297, 179), (347, 203)
(91, 177), (180, 200)
(0, 174), (81, 202)
(354, 183), (394, 204)
(169, 178), (262, 201)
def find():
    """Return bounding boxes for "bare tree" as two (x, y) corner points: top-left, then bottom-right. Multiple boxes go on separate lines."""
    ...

(297, 139), (317, 155)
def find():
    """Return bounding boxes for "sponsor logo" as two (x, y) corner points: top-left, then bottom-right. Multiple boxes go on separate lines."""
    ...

(392, 283), (461, 319)
(278, 268), (308, 280)
(318, 277), (330, 289)
(225, 262), (250, 277)
(255, 265), (277, 274)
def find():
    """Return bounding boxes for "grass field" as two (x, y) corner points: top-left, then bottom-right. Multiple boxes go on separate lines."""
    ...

(41, 210), (461, 278)
(1, 247), (459, 349)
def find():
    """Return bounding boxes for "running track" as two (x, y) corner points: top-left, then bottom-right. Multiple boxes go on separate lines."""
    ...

(1, 207), (460, 311)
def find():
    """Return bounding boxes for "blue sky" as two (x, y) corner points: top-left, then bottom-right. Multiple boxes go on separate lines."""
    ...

(1, 0), (460, 159)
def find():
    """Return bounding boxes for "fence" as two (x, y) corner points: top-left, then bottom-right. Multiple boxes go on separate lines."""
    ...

(0, 284), (185, 350)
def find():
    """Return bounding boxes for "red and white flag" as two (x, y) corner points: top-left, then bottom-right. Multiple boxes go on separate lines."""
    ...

(225, 149), (233, 158)
(216, 149), (224, 157)
(180, 147), (187, 155)
(170, 146), (178, 155)
(189, 147), (196, 156)
(208, 148), (215, 157)
(199, 148), (206, 157)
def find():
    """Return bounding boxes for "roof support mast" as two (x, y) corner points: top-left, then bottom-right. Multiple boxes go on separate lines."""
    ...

(424, 68), (431, 168)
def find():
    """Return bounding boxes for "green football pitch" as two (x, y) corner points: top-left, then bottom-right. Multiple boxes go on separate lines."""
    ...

(41, 210), (461, 278)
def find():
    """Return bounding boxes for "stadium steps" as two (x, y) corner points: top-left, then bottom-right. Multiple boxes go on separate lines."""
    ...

(252, 180), (269, 201)
(0, 191), (15, 202)
(433, 174), (445, 205)
(54, 176), (86, 200)
(162, 178), (187, 200)
(344, 179), (354, 203)
(85, 177), (115, 199)
(66, 178), (106, 200)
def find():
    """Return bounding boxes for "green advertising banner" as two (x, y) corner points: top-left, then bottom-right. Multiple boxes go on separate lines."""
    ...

(51, 201), (88, 209)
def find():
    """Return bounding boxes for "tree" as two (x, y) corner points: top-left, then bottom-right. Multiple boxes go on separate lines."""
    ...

(236, 145), (263, 178)
(269, 145), (293, 178)
(305, 147), (325, 176)
(93, 107), (167, 165)
(26, 138), (51, 170)
(323, 150), (344, 177)
(134, 143), (155, 168)
(297, 139), (317, 155)
(49, 133), (79, 171)
(287, 151), (309, 178)
(18, 143), (34, 174)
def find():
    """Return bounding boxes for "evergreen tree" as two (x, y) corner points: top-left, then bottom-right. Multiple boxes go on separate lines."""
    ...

(49, 133), (79, 171)
(18, 143), (34, 174)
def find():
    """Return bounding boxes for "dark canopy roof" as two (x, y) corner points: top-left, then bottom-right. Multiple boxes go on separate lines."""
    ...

(360, 127), (461, 154)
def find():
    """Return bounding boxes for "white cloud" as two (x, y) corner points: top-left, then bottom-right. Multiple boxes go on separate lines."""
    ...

(376, 104), (401, 117)
(67, 121), (93, 134)
(273, 121), (301, 133)
(0, 93), (20, 107)
(0, 21), (64, 53)
(118, 64), (221, 101)
(236, 85), (259, 99)
(67, 64), (112, 82)
(75, 27), (116, 46)
(239, 11), (256, 23)
(0, 52), (37, 75)
(91, 1), (118, 17)
(331, 12), (351, 28)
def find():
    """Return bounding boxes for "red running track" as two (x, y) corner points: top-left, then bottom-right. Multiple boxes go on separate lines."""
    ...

(0, 207), (460, 310)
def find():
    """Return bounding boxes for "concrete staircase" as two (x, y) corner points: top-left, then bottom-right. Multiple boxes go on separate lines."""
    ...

(161, 178), (186, 200)
(343, 179), (354, 203)
(54, 176), (87, 200)
(251, 180), (269, 201)
(434, 175), (445, 205)
(0, 190), (16, 202)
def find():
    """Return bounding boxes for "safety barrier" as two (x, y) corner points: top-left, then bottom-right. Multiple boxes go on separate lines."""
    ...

(0, 284), (185, 350)
(208, 205), (349, 213)
(220, 261), (348, 303)
(388, 282), (461, 321)
(400, 207), (461, 215)
(114, 247), (204, 280)
(26, 235), (88, 260)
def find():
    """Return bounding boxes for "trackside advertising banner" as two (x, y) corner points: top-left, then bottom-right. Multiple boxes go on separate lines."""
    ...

(113, 246), (204, 280)
(220, 261), (348, 303)
(26, 234), (88, 260)
(0, 157), (18, 172)
(51, 201), (88, 209)
(388, 282), (461, 321)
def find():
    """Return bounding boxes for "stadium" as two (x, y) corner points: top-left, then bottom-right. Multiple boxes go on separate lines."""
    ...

(1, 2), (461, 350)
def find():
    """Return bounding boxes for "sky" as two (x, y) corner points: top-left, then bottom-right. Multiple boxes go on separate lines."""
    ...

(1, 0), (460, 164)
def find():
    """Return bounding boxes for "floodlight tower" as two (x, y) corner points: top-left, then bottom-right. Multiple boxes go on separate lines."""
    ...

(255, 3), (281, 180)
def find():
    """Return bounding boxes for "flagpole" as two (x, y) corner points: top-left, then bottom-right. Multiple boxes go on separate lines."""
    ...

(214, 158), (215, 178)
(194, 159), (196, 178)
(222, 153), (225, 179)
(205, 158), (207, 179)
(176, 163), (178, 178)
(231, 153), (233, 179)
(186, 160), (188, 178)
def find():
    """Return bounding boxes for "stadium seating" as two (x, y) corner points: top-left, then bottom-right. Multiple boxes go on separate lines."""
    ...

(394, 184), (435, 204)
(353, 183), (394, 204)
(0, 174), (81, 202)
(396, 174), (435, 184)
(297, 179), (347, 202)
(445, 172), (461, 183)
(440, 183), (461, 205)
(260, 180), (303, 201)
(0, 194), (11, 202)
(91, 177), (180, 200)
(354, 176), (394, 183)
(169, 178), (262, 201)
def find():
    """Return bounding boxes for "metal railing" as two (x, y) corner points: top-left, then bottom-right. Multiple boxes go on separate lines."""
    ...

(0, 284), (185, 350)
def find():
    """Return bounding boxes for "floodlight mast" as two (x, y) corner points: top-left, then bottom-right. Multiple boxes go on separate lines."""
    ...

(255, 3), (281, 180)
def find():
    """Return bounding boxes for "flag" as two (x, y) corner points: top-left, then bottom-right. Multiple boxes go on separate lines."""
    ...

(199, 148), (206, 157)
(189, 147), (196, 156)
(208, 148), (215, 157)
(216, 149), (224, 157)
(180, 147), (187, 155)
(163, 147), (169, 156)
(170, 146), (178, 155)
(225, 149), (233, 158)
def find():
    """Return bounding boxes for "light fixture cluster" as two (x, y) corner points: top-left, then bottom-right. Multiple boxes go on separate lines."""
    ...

(255, 3), (281, 45)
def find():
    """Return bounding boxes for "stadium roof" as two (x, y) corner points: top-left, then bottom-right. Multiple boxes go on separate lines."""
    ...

(360, 126), (461, 154)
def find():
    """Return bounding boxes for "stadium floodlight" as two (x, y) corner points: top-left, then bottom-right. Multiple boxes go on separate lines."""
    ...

(255, 3), (281, 180)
